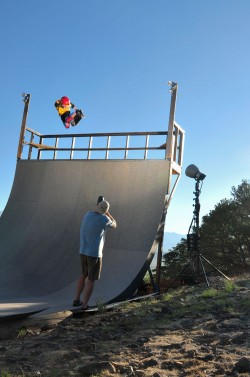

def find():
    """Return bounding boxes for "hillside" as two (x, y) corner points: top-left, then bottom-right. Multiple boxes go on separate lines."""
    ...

(0, 275), (249, 376)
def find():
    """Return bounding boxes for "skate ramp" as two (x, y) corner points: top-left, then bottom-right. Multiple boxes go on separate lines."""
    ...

(0, 159), (171, 318)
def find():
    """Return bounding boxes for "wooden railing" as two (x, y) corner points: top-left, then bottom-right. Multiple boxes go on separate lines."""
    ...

(22, 123), (184, 167)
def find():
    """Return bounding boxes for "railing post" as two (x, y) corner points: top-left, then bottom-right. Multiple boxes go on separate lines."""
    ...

(53, 138), (59, 160)
(87, 137), (93, 159)
(144, 134), (149, 159)
(70, 137), (75, 160)
(28, 131), (34, 160)
(17, 93), (31, 160)
(178, 130), (184, 166)
(173, 125), (179, 162)
(124, 135), (130, 159)
(105, 136), (111, 159)
(165, 82), (178, 160)
(37, 136), (43, 160)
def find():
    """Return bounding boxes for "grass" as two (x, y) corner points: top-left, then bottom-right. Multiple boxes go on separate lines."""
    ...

(224, 279), (235, 292)
(92, 280), (241, 328)
(162, 291), (175, 301)
(17, 327), (27, 338)
(1, 365), (25, 377)
(1, 372), (11, 377)
(201, 279), (235, 299)
(114, 279), (242, 326)
(201, 288), (219, 298)
(95, 298), (107, 313)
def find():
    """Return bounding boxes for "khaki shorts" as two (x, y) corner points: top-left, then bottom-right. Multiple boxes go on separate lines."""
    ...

(80, 255), (102, 281)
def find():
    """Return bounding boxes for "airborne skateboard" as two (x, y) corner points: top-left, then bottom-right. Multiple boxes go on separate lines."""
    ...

(64, 109), (85, 129)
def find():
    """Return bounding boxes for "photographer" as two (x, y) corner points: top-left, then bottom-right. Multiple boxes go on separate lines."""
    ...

(73, 197), (117, 310)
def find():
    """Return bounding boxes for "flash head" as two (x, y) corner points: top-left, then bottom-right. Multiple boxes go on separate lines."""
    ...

(185, 164), (206, 181)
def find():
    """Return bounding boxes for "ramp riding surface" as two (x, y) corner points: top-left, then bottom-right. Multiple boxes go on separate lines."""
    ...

(0, 159), (171, 318)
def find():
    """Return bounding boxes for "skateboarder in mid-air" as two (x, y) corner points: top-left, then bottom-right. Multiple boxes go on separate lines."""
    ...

(54, 96), (84, 129)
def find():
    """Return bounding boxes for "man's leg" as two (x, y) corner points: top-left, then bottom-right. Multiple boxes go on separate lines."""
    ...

(65, 111), (77, 124)
(74, 274), (86, 304)
(73, 254), (89, 305)
(82, 278), (95, 308)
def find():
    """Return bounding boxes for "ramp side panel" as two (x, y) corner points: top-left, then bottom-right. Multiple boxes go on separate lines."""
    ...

(0, 159), (171, 311)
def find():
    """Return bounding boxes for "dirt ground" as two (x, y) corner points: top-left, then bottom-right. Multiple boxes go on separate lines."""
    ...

(0, 275), (249, 377)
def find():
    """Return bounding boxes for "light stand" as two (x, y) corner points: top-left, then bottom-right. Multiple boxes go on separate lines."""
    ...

(185, 165), (230, 286)
(167, 164), (230, 289)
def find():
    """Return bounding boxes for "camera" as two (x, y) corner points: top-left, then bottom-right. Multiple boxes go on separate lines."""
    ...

(97, 195), (104, 204)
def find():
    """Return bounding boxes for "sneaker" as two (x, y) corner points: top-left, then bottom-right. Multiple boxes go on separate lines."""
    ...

(73, 299), (82, 307)
(71, 120), (75, 127)
(81, 305), (90, 311)
(65, 122), (71, 129)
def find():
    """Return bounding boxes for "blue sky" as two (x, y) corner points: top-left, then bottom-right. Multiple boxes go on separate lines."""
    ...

(0, 0), (249, 234)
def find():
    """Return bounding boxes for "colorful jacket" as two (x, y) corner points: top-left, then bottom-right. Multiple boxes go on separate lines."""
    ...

(54, 100), (75, 116)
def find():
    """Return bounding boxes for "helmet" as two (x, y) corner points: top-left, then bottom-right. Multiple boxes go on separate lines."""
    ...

(60, 96), (70, 106)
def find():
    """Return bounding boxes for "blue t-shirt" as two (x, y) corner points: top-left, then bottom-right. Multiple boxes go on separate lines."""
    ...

(79, 211), (114, 257)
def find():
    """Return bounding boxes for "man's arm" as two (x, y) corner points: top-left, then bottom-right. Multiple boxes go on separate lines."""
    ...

(106, 211), (117, 228)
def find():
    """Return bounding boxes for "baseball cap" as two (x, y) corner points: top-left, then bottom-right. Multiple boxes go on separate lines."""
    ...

(97, 200), (110, 214)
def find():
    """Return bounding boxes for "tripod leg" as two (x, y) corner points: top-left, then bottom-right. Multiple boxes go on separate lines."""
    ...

(201, 255), (230, 281)
(199, 254), (210, 288)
